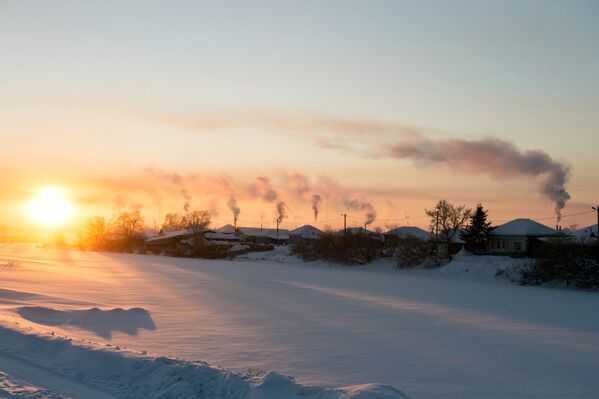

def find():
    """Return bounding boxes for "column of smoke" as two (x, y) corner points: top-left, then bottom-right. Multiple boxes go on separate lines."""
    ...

(387, 135), (571, 223)
(227, 196), (241, 227)
(276, 201), (287, 223)
(180, 188), (191, 214)
(289, 173), (321, 224)
(311, 194), (322, 222)
(346, 199), (377, 227)
(251, 176), (291, 225)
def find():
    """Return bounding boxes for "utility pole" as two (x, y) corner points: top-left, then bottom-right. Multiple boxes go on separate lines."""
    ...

(593, 206), (599, 245)
(341, 213), (347, 235)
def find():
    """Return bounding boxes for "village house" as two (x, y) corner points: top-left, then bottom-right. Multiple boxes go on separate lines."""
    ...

(146, 227), (245, 257)
(384, 226), (432, 240)
(145, 228), (206, 256)
(289, 225), (323, 244)
(487, 218), (561, 255)
(237, 227), (290, 246)
(574, 224), (598, 244)
(334, 227), (382, 238)
(216, 224), (290, 245)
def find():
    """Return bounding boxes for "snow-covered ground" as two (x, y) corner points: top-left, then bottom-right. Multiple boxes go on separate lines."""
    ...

(0, 244), (598, 398)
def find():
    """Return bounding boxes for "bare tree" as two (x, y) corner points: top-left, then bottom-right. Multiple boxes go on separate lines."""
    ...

(162, 212), (187, 232)
(426, 200), (471, 255)
(185, 210), (211, 255)
(113, 206), (145, 252)
(85, 216), (108, 250)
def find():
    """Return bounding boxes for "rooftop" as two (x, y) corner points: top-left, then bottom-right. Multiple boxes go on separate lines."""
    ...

(289, 225), (323, 238)
(490, 218), (559, 237)
(385, 226), (432, 240)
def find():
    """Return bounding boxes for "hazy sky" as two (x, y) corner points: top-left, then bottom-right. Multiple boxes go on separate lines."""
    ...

(1, 0), (598, 230)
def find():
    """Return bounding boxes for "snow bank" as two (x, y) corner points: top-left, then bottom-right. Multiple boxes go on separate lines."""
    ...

(0, 370), (72, 399)
(237, 247), (298, 263)
(0, 322), (411, 399)
(435, 255), (524, 282)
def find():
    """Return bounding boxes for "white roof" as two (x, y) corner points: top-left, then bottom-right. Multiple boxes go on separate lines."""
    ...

(385, 226), (432, 240)
(204, 232), (240, 241)
(289, 225), (323, 238)
(147, 228), (214, 243)
(216, 224), (237, 234)
(490, 218), (559, 237)
(334, 227), (379, 236)
(238, 227), (290, 240)
(146, 229), (191, 243)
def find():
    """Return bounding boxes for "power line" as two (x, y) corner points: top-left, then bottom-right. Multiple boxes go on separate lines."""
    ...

(490, 210), (595, 224)
(534, 210), (595, 221)
(375, 215), (430, 222)
(229, 209), (596, 229)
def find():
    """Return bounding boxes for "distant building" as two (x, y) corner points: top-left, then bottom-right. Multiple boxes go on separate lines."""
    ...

(573, 224), (598, 243)
(289, 225), (323, 243)
(237, 227), (290, 245)
(384, 226), (432, 240)
(488, 218), (561, 254)
(216, 224), (237, 234)
(146, 227), (247, 256)
(334, 227), (381, 237)
(145, 228), (207, 256)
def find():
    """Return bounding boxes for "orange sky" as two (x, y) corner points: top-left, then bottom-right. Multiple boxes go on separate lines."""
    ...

(1, 1), (598, 232)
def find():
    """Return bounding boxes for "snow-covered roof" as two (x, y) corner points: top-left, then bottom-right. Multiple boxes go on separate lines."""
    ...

(146, 229), (191, 243)
(238, 227), (290, 240)
(385, 226), (432, 240)
(490, 218), (559, 237)
(216, 224), (237, 234)
(289, 225), (323, 238)
(334, 227), (379, 236)
(146, 228), (213, 243)
(573, 224), (598, 241)
(204, 232), (240, 241)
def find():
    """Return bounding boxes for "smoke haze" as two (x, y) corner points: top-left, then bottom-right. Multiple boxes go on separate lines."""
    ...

(387, 135), (571, 222)
(346, 198), (377, 226)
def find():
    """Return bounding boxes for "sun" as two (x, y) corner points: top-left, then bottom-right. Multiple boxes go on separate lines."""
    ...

(27, 188), (72, 226)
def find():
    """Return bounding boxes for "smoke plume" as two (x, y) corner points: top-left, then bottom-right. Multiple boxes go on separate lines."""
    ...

(180, 188), (191, 213)
(227, 196), (241, 226)
(387, 135), (571, 222)
(251, 176), (278, 203)
(276, 201), (287, 223)
(289, 173), (311, 197)
(346, 198), (377, 227)
(311, 194), (322, 222)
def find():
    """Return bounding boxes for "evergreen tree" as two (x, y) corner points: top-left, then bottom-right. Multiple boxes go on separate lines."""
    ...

(460, 203), (492, 251)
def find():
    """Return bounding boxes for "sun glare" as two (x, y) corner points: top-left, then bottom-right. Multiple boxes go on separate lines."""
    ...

(27, 188), (72, 226)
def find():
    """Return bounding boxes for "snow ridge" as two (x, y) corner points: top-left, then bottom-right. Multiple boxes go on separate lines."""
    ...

(0, 322), (410, 399)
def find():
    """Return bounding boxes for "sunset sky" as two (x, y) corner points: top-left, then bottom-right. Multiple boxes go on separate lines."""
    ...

(1, 0), (598, 232)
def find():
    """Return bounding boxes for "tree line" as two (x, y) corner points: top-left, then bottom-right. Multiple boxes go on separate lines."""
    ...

(77, 207), (211, 253)
(77, 199), (494, 255)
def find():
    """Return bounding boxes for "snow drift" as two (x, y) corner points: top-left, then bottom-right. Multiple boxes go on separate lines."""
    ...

(0, 322), (411, 399)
